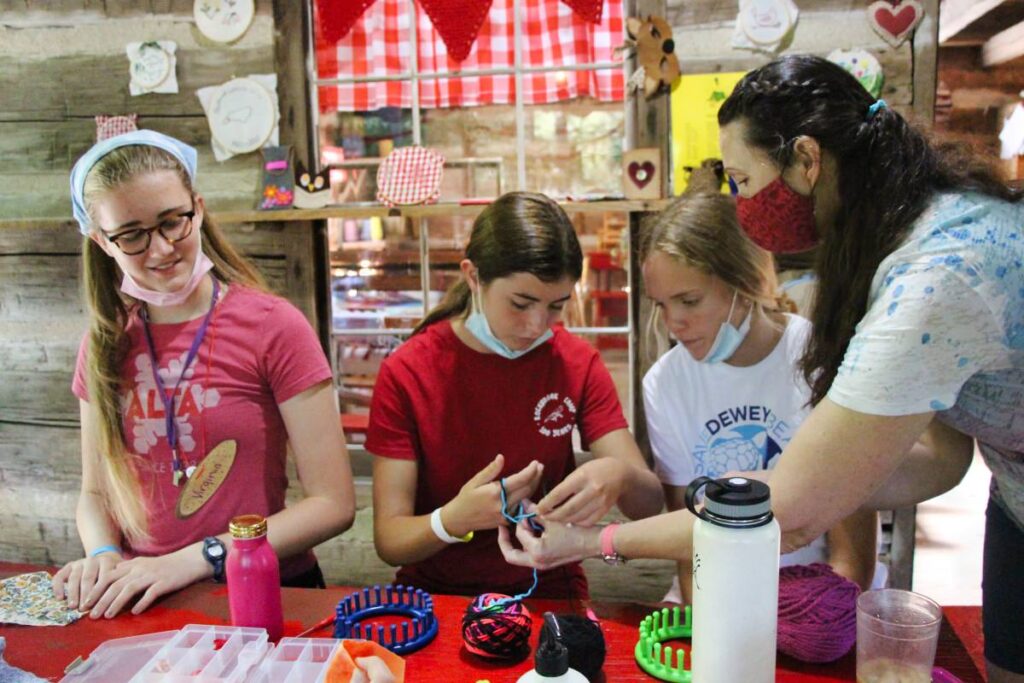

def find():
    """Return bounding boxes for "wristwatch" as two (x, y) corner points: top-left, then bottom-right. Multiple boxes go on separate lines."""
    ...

(599, 523), (627, 566)
(202, 536), (226, 582)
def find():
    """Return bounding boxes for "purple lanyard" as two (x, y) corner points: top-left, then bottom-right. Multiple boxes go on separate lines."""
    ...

(141, 278), (220, 478)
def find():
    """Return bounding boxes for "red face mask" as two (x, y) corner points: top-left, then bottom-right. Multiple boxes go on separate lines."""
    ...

(735, 176), (819, 254)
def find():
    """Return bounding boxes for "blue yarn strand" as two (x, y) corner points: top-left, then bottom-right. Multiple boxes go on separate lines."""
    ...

(486, 478), (541, 610)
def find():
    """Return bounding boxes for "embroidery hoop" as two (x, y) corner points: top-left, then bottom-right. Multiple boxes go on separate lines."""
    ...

(193, 0), (255, 44)
(634, 605), (694, 683)
(333, 584), (439, 655)
(130, 42), (171, 90)
(206, 77), (277, 155)
(827, 48), (884, 98)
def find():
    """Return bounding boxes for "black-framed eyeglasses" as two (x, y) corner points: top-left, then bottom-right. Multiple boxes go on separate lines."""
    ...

(104, 203), (197, 256)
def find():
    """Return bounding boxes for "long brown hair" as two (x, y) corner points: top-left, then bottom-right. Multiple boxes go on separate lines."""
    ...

(639, 192), (788, 358)
(81, 145), (266, 541)
(718, 54), (1021, 405)
(414, 191), (583, 333)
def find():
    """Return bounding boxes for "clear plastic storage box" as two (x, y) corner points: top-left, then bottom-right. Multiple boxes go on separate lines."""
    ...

(59, 625), (345, 683)
(249, 637), (343, 683)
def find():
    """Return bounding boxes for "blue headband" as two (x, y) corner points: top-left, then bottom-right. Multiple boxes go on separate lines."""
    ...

(69, 130), (198, 235)
(866, 99), (888, 121)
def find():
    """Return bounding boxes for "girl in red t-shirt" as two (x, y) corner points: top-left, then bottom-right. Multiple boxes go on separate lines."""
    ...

(368, 191), (664, 599)
(52, 131), (356, 619)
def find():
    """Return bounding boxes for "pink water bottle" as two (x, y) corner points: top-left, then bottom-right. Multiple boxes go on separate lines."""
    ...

(226, 514), (283, 641)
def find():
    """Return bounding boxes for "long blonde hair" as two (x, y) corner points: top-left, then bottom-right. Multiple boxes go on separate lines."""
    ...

(639, 192), (793, 359)
(81, 145), (266, 542)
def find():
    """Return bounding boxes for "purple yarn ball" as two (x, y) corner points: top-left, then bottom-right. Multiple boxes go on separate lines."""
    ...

(777, 563), (861, 663)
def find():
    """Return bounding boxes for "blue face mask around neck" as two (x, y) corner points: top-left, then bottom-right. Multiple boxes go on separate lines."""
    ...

(700, 290), (753, 364)
(464, 284), (553, 360)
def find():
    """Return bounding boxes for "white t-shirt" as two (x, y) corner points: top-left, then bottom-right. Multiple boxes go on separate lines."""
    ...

(643, 314), (827, 567)
(828, 192), (1024, 530)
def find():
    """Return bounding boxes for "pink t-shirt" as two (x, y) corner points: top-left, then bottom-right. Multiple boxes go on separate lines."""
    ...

(366, 321), (628, 598)
(73, 285), (332, 578)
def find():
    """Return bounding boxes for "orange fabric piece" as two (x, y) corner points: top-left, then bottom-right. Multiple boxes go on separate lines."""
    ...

(324, 639), (406, 683)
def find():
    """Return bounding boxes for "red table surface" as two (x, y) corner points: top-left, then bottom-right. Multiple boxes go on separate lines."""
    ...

(0, 563), (984, 682)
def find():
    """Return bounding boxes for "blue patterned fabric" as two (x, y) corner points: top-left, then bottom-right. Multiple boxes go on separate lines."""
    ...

(829, 192), (1024, 527)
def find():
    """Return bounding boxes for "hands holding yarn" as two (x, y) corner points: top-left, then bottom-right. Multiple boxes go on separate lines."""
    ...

(534, 458), (629, 526)
(442, 454), (545, 538)
(497, 502), (601, 571)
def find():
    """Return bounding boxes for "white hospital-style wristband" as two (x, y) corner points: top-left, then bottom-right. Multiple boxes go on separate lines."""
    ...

(430, 507), (473, 544)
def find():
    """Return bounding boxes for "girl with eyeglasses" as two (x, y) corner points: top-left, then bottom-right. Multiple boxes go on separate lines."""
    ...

(51, 131), (356, 618)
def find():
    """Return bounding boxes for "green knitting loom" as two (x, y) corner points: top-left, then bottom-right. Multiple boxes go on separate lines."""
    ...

(634, 605), (694, 682)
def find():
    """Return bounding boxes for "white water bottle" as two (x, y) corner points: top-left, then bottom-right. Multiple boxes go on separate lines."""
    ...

(685, 476), (780, 683)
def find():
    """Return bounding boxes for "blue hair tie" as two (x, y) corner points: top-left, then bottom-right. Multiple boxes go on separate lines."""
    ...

(866, 99), (888, 120)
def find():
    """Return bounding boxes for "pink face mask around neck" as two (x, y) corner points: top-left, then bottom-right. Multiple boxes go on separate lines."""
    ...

(120, 237), (215, 307)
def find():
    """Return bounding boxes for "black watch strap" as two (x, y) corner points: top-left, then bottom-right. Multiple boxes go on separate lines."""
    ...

(202, 536), (226, 582)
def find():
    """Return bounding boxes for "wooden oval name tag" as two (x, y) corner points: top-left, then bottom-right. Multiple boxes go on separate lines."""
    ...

(176, 440), (236, 518)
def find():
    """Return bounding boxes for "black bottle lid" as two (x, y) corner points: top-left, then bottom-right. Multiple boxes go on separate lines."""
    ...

(535, 612), (569, 677)
(685, 476), (774, 528)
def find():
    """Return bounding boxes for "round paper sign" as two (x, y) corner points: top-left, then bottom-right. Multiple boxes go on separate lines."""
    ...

(739, 0), (793, 46)
(194, 0), (255, 44)
(207, 77), (276, 154)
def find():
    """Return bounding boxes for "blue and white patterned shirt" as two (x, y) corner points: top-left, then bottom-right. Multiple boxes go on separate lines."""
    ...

(829, 192), (1024, 528)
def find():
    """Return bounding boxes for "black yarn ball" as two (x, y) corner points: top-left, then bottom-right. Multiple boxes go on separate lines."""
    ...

(540, 613), (606, 681)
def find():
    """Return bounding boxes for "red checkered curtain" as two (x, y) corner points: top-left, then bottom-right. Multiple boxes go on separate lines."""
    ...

(316, 0), (624, 112)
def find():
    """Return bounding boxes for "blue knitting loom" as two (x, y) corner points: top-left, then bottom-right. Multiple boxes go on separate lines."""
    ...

(333, 584), (439, 655)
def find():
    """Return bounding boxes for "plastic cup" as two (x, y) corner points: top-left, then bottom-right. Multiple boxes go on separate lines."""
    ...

(856, 589), (942, 683)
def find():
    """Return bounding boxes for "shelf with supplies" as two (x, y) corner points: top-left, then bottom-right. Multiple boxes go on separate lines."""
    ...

(0, 199), (670, 230)
(216, 198), (671, 224)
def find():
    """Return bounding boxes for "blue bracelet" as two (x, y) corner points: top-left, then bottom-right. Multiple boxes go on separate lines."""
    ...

(89, 544), (121, 558)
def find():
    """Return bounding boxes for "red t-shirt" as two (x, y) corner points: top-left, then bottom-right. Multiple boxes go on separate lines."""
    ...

(366, 321), (628, 598)
(73, 285), (332, 579)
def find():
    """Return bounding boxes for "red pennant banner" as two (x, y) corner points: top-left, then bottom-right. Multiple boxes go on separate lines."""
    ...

(560, 0), (603, 23)
(417, 0), (495, 63)
(316, 0), (378, 45)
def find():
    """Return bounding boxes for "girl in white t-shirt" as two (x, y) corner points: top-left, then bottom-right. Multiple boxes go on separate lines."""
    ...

(639, 192), (882, 602)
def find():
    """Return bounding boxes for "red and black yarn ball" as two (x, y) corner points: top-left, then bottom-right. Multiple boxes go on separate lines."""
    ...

(461, 592), (533, 661)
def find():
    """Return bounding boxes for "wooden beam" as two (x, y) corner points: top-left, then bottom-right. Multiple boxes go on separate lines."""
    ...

(939, 0), (1009, 43)
(914, 0), (942, 127)
(982, 19), (1024, 66)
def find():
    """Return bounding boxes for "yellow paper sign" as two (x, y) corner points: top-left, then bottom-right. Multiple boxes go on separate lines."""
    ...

(671, 72), (747, 195)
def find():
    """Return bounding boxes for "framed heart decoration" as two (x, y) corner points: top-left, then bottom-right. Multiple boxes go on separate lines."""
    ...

(623, 148), (662, 200)
(867, 0), (924, 48)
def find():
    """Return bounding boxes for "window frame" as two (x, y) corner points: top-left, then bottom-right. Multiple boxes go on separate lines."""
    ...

(308, 0), (637, 427)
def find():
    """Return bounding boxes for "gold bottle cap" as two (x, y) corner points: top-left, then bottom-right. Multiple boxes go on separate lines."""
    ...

(229, 514), (268, 539)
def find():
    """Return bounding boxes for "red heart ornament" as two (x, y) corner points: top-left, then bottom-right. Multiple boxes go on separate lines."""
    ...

(867, 0), (924, 48)
(628, 161), (655, 189)
(418, 0), (495, 63)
